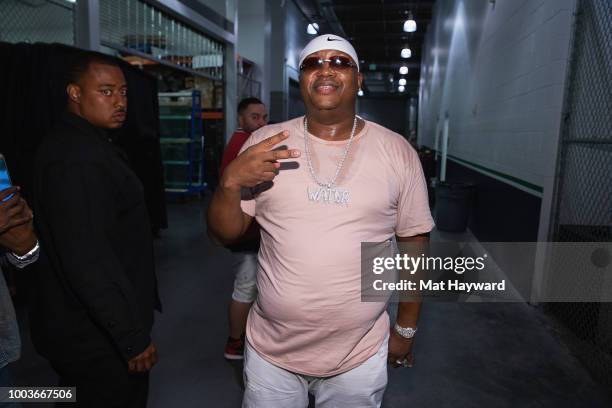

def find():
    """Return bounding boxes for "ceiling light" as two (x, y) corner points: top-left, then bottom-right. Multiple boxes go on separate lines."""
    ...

(399, 78), (407, 86)
(401, 47), (412, 59)
(404, 20), (417, 32)
(307, 23), (319, 35)
(398, 85), (405, 92)
(358, 89), (364, 96)
(403, 11), (417, 32)
(399, 65), (408, 75)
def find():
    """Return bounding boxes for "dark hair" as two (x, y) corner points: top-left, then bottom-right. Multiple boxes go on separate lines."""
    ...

(66, 51), (122, 85)
(237, 97), (264, 114)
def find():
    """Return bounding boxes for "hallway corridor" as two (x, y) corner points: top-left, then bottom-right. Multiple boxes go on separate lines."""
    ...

(12, 199), (612, 407)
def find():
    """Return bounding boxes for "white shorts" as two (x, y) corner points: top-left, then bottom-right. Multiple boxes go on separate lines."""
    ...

(231, 251), (258, 303)
(242, 336), (389, 408)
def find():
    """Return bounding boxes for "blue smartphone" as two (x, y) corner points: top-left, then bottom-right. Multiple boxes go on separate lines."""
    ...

(0, 154), (14, 202)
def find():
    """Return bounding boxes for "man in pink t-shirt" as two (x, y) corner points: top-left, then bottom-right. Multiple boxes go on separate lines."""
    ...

(208, 35), (434, 407)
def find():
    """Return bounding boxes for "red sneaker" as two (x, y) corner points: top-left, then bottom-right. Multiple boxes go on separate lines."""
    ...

(224, 336), (244, 360)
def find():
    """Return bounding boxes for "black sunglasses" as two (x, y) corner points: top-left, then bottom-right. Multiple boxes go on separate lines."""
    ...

(300, 55), (357, 72)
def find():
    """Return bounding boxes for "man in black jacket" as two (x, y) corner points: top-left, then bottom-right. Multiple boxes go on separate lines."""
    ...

(31, 52), (161, 407)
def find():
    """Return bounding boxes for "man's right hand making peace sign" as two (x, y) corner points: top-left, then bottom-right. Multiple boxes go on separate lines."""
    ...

(220, 131), (301, 191)
(207, 131), (300, 244)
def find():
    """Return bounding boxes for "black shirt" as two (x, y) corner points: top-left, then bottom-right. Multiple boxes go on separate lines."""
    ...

(31, 112), (161, 362)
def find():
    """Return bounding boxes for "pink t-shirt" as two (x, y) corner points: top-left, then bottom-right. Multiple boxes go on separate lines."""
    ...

(240, 116), (434, 376)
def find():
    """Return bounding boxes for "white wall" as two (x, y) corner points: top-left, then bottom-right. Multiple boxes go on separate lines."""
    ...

(419, 0), (577, 240)
(267, 0), (312, 122)
(237, 0), (271, 107)
(284, 0), (312, 73)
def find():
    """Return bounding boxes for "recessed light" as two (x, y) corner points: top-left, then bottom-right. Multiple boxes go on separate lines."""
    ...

(307, 23), (319, 35)
(403, 11), (417, 33)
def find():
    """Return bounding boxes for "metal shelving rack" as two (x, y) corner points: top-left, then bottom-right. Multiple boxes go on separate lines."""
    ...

(159, 90), (206, 196)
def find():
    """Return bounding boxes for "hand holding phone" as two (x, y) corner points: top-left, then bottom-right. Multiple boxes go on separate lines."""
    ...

(0, 153), (14, 202)
(0, 186), (37, 254)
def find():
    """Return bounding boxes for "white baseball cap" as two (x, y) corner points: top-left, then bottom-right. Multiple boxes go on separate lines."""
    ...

(299, 34), (360, 71)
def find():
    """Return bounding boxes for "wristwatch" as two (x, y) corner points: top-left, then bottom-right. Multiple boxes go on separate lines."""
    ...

(394, 323), (417, 339)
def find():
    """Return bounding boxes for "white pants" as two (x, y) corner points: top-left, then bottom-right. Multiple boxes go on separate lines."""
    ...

(242, 337), (388, 408)
(231, 251), (258, 303)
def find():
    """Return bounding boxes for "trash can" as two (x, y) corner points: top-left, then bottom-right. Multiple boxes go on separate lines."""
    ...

(434, 182), (475, 232)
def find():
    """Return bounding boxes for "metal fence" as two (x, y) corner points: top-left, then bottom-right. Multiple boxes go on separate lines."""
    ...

(0, 0), (74, 45)
(99, 0), (225, 81)
(548, 0), (612, 388)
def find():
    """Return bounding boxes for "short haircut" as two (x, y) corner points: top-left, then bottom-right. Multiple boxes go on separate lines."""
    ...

(237, 97), (263, 115)
(66, 51), (122, 85)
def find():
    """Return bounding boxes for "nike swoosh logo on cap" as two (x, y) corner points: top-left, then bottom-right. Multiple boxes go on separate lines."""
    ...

(327, 37), (342, 41)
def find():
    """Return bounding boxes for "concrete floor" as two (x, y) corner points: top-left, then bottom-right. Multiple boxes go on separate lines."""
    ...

(10, 199), (612, 407)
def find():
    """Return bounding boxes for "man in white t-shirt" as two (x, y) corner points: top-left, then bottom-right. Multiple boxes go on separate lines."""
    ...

(208, 34), (434, 407)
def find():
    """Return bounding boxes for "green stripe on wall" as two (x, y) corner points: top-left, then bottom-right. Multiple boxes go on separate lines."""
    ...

(423, 147), (544, 193)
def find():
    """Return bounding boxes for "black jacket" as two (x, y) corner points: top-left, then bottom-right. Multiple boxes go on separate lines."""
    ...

(30, 112), (161, 363)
